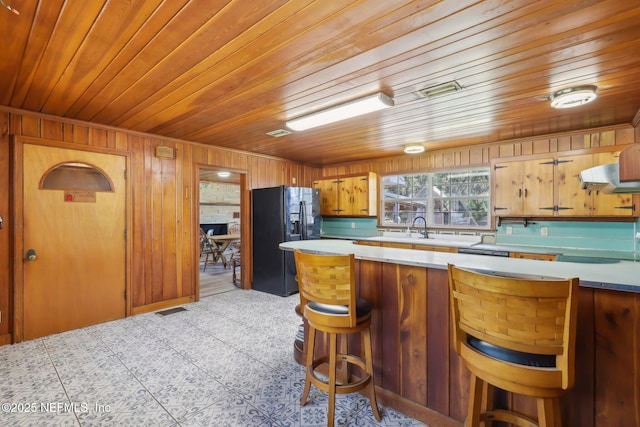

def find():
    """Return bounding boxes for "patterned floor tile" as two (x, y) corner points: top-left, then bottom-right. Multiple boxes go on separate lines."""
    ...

(0, 289), (429, 427)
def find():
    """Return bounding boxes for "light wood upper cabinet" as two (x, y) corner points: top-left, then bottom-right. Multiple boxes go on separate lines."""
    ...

(590, 152), (634, 215)
(313, 172), (377, 216)
(555, 154), (593, 216)
(313, 178), (338, 216)
(493, 158), (555, 216)
(495, 150), (636, 218)
(556, 152), (635, 216)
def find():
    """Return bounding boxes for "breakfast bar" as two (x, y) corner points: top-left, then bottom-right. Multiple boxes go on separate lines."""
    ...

(280, 239), (640, 427)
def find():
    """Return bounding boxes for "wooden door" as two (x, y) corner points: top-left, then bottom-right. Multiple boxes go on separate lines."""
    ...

(521, 158), (554, 215)
(556, 154), (593, 216)
(22, 144), (126, 340)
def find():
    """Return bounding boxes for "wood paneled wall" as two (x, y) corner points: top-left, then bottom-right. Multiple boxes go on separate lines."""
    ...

(0, 105), (637, 345)
(0, 107), (321, 343)
(320, 126), (637, 176)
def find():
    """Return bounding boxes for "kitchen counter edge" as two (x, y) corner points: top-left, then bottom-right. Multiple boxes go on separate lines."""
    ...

(280, 239), (639, 293)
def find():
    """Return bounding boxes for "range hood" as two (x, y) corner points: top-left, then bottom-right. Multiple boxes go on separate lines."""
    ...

(579, 163), (640, 194)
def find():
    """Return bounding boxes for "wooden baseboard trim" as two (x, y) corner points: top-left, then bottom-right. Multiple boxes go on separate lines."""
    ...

(0, 333), (13, 347)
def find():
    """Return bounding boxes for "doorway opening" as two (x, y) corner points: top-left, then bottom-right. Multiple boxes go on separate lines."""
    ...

(197, 168), (244, 298)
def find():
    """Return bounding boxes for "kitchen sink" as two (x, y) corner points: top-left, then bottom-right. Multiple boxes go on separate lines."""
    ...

(376, 232), (482, 248)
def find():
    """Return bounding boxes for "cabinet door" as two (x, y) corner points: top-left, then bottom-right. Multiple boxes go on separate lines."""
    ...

(494, 159), (554, 215)
(313, 179), (339, 216)
(338, 176), (358, 215)
(556, 154), (593, 216)
(592, 152), (635, 216)
(493, 162), (523, 215)
(349, 174), (376, 216)
(522, 158), (555, 215)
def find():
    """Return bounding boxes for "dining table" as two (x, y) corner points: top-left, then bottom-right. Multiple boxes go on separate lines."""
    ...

(206, 233), (241, 267)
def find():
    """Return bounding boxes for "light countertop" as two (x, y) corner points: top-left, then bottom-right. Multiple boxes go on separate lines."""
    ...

(364, 233), (481, 248)
(280, 239), (640, 293)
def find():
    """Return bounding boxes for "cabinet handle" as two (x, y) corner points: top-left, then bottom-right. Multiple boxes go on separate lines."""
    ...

(524, 188), (528, 198)
(518, 189), (522, 198)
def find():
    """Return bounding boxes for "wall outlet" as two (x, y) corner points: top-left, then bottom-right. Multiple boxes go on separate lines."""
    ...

(541, 226), (548, 236)
(506, 226), (513, 235)
(351, 222), (356, 229)
(636, 232), (640, 239)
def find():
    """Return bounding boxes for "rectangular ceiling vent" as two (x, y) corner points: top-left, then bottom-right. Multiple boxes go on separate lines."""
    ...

(417, 81), (462, 99)
(266, 129), (292, 137)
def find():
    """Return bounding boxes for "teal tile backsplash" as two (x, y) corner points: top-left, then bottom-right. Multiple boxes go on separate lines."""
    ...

(496, 219), (639, 255)
(323, 217), (639, 259)
(321, 217), (378, 238)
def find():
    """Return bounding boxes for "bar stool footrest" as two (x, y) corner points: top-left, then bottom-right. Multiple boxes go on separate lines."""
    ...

(309, 354), (372, 395)
(480, 409), (538, 427)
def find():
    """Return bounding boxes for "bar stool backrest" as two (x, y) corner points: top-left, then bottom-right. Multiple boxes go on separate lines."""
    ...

(294, 250), (357, 329)
(448, 264), (579, 390)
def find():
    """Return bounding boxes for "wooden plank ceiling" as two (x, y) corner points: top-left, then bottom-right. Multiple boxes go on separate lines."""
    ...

(1, 0), (640, 166)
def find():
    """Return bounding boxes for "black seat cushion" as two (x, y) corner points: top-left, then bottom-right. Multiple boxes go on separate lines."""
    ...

(467, 335), (556, 368)
(307, 297), (371, 318)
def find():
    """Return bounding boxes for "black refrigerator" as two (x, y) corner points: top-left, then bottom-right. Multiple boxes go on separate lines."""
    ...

(252, 186), (320, 296)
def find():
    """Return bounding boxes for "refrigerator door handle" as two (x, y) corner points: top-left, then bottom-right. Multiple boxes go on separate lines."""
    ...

(300, 201), (307, 240)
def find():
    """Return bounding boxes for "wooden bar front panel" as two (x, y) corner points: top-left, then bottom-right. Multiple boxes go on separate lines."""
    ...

(327, 259), (640, 427)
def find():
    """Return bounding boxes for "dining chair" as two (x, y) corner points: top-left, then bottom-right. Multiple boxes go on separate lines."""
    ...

(226, 222), (241, 283)
(200, 227), (224, 271)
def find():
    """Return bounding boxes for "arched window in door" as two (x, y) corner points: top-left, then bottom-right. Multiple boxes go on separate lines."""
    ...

(40, 162), (113, 192)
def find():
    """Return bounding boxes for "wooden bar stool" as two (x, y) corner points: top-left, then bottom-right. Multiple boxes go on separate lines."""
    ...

(293, 249), (381, 427)
(448, 264), (579, 427)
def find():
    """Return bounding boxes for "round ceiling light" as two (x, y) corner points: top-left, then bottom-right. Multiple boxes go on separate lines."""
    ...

(549, 85), (597, 109)
(403, 143), (425, 154)
(217, 171), (231, 178)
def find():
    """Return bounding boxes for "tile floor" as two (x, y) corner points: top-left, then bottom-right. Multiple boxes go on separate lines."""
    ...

(0, 289), (428, 426)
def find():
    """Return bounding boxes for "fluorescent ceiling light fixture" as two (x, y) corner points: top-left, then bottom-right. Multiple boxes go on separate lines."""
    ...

(286, 92), (394, 131)
(403, 143), (425, 154)
(217, 171), (231, 178)
(550, 85), (597, 108)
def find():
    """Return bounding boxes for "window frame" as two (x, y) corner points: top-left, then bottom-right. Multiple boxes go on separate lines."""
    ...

(380, 167), (491, 230)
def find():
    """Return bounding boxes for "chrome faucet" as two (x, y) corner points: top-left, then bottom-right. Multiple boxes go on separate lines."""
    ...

(412, 216), (428, 238)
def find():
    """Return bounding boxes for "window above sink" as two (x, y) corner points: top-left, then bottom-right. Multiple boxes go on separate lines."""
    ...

(381, 168), (491, 230)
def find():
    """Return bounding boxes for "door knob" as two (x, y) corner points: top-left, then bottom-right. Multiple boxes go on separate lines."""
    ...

(26, 249), (37, 261)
